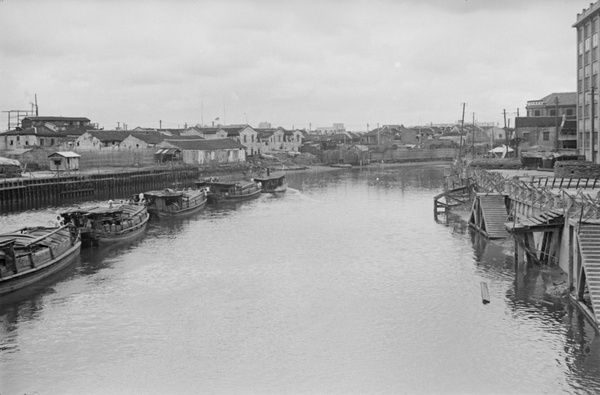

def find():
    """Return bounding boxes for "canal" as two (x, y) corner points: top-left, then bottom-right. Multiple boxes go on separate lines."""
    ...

(1, 163), (600, 394)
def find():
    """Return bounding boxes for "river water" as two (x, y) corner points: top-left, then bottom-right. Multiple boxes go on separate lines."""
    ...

(1, 163), (600, 394)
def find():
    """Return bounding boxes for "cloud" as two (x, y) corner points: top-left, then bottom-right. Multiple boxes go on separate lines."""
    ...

(0, 0), (584, 129)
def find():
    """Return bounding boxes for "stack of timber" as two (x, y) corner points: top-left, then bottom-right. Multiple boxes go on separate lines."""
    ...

(469, 193), (509, 239)
(577, 224), (600, 323)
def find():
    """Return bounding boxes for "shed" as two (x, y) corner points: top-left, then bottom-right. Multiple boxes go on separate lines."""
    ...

(48, 151), (81, 171)
(155, 147), (182, 163)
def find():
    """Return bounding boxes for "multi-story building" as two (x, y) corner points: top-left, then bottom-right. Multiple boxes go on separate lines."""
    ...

(574, 3), (600, 161)
(515, 92), (578, 150)
(526, 92), (576, 117)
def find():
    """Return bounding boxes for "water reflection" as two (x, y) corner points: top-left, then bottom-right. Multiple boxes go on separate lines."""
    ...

(2, 164), (600, 394)
(447, 209), (600, 394)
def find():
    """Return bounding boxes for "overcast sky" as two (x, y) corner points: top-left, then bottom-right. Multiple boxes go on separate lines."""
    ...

(0, 0), (587, 131)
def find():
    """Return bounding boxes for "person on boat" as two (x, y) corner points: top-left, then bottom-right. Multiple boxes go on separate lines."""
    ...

(108, 199), (114, 208)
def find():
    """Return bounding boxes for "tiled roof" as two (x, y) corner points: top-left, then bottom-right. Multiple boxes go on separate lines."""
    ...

(199, 128), (221, 134)
(130, 131), (164, 144)
(256, 129), (276, 138)
(3, 126), (66, 137)
(88, 130), (131, 142)
(163, 138), (245, 150)
(538, 92), (577, 106)
(23, 116), (90, 122)
(219, 126), (245, 136)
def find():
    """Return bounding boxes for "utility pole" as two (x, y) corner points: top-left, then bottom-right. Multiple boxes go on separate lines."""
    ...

(514, 108), (520, 159)
(459, 103), (465, 160)
(503, 109), (508, 156)
(554, 96), (560, 152)
(472, 112), (475, 158)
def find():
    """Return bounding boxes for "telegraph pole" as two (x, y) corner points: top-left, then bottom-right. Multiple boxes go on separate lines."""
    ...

(515, 108), (520, 159)
(472, 112), (475, 158)
(459, 103), (465, 160)
(503, 109), (508, 154)
(554, 96), (560, 152)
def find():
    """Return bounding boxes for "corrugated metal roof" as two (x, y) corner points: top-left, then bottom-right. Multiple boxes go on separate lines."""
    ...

(48, 151), (81, 158)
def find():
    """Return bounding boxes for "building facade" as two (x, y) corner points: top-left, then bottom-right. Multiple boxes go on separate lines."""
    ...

(574, 3), (600, 162)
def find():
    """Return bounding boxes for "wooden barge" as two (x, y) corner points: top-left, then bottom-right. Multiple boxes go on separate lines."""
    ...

(141, 188), (207, 218)
(0, 225), (82, 295)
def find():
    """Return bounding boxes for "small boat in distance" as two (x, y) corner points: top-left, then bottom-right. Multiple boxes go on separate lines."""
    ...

(195, 178), (261, 203)
(61, 202), (149, 246)
(254, 172), (287, 193)
(141, 188), (207, 219)
(0, 225), (82, 295)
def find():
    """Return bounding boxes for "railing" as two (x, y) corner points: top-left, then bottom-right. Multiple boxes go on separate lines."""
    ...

(469, 167), (600, 224)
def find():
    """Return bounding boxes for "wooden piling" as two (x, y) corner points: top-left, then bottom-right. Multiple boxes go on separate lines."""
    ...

(481, 282), (490, 304)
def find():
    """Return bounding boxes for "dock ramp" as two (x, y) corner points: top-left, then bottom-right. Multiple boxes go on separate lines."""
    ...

(469, 193), (508, 239)
(577, 224), (600, 323)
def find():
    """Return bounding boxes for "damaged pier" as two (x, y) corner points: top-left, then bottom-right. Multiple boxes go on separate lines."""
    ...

(442, 166), (600, 329)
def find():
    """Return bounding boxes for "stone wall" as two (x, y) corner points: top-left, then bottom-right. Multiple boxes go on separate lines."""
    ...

(554, 160), (600, 178)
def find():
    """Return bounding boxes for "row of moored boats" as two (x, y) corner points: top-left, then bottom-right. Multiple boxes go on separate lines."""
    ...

(0, 173), (287, 295)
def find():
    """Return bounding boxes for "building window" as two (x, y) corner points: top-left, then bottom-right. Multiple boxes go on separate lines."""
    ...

(534, 110), (540, 116)
(25, 141), (29, 145)
(50, 139), (55, 145)
(567, 109), (574, 116)
(550, 110), (556, 116)
(9, 140), (13, 146)
(243, 135), (247, 143)
(543, 132), (550, 141)
(522, 132), (530, 142)
(40, 138), (44, 146)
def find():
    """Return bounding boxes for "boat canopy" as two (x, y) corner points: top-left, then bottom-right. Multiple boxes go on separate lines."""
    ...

(254, 172), (286, 182)
(143, 189), (184, 198)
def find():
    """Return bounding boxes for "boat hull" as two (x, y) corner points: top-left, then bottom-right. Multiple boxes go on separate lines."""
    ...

(0, 240), (82, 295)
(149, 198), (207, 218)
(79, 205), (151, 246)
(209, 188), (262, 203)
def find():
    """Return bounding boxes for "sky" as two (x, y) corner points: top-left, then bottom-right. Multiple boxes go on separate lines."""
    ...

(0, 0), (588, 131)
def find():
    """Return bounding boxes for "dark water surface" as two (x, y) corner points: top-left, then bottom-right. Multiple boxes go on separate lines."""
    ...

(1, 164), (600, 394)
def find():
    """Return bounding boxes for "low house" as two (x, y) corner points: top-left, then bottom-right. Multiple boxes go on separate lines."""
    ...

(74, 130), (130, 149)
(1, 126), (67, 150)
(281, 129), (303, 151)
(48, 151), (81, 172)
(155, 147), (182, 163)
(219, 125), (260, 156)
(159, 138), (246, 165)
(362, 126), (400, 145)
(189, 127), (227, 140)
(121, 131), (164, 149)
(1, 147), (49, 170)
(515, 117), (565, 150)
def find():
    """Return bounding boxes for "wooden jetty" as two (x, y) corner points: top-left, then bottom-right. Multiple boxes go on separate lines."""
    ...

(437, 165), (600, 330)
(0, 167), (200, 213)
